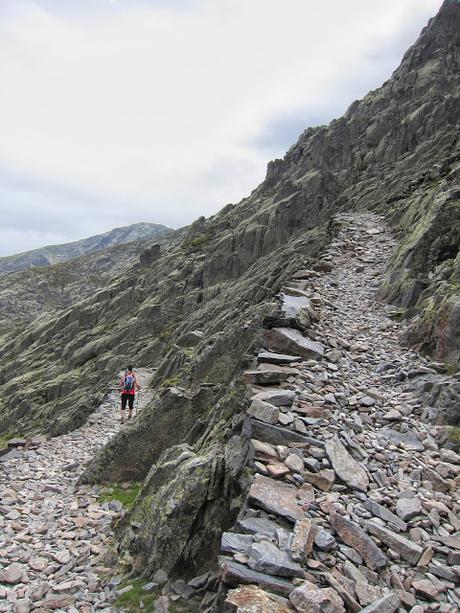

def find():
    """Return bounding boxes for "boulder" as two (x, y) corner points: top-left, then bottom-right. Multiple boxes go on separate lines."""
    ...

(396, 497), (422, 521)
(248, 399), (280, 424)
(289, 582), (345, 613)
(225, 585), (294, 612)
(331, 512), (388, 571)
(248, 475), (305, 523)
(248, 541), (305, 578)
(265, 328), (325, 360)
(290, 519), (317, 562)
(358, 593), (400, 613)
(366, 521), (423, 565)
(221, 560), (294, 596)
(325, 436), (369, 491)
(243, 364), (299, 385)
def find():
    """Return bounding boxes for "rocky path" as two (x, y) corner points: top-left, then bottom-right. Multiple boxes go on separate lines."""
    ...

(219, 214), (460, 612)
(0, 369), (155, 613)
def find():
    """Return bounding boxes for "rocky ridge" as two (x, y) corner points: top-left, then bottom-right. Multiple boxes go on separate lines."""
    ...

(189, 213), (459, 611)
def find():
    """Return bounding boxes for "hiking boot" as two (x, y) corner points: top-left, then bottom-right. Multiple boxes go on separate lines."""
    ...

(128, 412), (132, 420)
(120, 417), (125, 424)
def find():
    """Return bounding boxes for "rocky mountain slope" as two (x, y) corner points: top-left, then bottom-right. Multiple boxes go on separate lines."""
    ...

(0, 222), (172, 273)
(0, 232), (180, 338)
(0, 1), (459, 611)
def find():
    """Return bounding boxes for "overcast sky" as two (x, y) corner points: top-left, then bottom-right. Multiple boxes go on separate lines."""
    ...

(0, 0), (441, 256)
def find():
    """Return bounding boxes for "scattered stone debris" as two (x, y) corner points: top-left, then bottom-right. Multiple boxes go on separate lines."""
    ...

(0, 370), (154, 612)
(219, 214), (460, 612)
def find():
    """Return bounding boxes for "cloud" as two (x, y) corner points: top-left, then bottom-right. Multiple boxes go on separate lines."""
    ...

(0, 0), (441, 255)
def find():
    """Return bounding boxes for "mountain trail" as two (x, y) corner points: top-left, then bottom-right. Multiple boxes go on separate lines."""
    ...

(0, 369), (155, 612)
(220, 213), (460, 612)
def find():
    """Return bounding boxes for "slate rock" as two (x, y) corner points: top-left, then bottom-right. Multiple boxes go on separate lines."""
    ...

(243, 365), (299, 385)
(221, 560), (294, 596)
(358, 593), (400, 613)
(362, 497), (407, 531)
(248, 399), (280, 424)
(221, 532), (254, 555)
(396, 497), (422, 521)
(289, 582), (345, 613)
(314, 530), (336, 551)
(236, 516), (283, 537)
(248, 475), (304, 523)
(265, 327), (325, 359)
(252, 390), (296, 407)
(325, 436), (369, 491)
(225, 584), (294, 612)
(331, 512), (388, 571)
(366, 521), (423, 565)
(258, 351), (303, 365)
(291, 519), (316, 563)
(248, 540), (305, 578)
(376, 429), (424, 451)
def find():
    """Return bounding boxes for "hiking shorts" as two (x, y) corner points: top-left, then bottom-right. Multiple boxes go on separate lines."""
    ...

(121, 393), (135, 412)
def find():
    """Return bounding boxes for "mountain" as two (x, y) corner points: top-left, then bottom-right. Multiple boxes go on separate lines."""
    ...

(0, 221), (172, 273)
(0, 237), (179, 336)
(0, 1), (459, 609)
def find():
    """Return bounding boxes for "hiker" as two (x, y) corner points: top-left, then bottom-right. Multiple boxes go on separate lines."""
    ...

(119, 365), (141, 423)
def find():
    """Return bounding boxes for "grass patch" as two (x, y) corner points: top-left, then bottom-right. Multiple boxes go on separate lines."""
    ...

(114, 579), (158, 612)
(447, 427), (460, 443)
(161, 376), (180, 388)
(0, 432), (16, 449)
(98, 483), (142, 509)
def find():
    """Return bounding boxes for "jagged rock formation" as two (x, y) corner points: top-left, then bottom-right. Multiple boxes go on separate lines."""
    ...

(0, 1), (459, 611)
(0, 240), (169, 335)
(0, 222), (172, 273)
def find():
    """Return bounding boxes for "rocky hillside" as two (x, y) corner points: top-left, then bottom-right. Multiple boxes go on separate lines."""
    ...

(0, 233), (181, 338)
(0, 222), (172, 273)
(0, 1), (459, 611)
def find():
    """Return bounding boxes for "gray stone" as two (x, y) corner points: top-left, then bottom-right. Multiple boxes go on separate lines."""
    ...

(243, 364), (299, 385)
(362, 498), (407, 531)
(396, 497), (422, 521)
(258, 351), (303, 365)
(291, 519), (316, 562)
(358, 593), (400, 613)
(376, 429), (424, 451)
(330, 512), (388, 571)
(248, 540), (305, 578)
(314, 530), (336, 551)
(248, 399), (280, 424)
(221, 532), (254, 554)
(252, 390), (296, 407)
(366, 521), (423, 565)
(221, 560), (294, 596)
(285, 453), (304, 473)
(325, 436), (369, 491)
(265, 327), (325, 360)
(245, 418), (325, 448)
(289, 582), (345, 613)
(235, 516), (283, 537)
(248, 475), (304, 523)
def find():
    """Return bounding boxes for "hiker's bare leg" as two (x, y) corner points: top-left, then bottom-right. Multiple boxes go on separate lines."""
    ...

(120, 409), (125, 423)
(128, 410), (132, 420)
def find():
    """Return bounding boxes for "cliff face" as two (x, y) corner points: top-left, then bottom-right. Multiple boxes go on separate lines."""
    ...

(0, 0), (459, 601)
(0, 222), (172, 273)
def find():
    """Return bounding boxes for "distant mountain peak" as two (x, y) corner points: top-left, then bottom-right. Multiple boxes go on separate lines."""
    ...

(0, 222), (173, 274)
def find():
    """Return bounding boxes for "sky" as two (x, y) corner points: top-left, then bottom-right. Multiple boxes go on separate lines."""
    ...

(0, 0), (442, 256)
